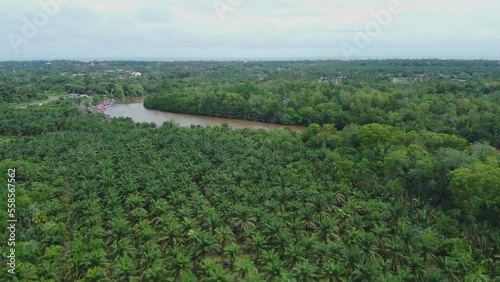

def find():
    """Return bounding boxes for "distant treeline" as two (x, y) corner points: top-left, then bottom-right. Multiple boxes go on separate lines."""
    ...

(1, 59), (499, 103)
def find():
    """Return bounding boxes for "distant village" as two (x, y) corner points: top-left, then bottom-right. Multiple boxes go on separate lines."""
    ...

(392, 74), (425, 84)
(60, 69), (142, 79)
(66, 93), (115, 114)
(317, 76), (345, 84)
(317, 74), (430, 84)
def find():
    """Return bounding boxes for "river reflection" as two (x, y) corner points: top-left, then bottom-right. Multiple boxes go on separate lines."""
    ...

(105, 97), (306, 132)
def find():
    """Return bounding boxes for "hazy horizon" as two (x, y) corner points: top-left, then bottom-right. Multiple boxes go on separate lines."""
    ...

(2, 56), (500, 63)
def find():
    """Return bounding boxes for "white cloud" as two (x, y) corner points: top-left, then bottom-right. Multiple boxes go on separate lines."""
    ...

(0, 0), (499, 60)
(78, 0), (149, 14)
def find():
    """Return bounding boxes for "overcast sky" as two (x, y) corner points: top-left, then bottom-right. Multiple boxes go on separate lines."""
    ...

(1, 0), (499, 60)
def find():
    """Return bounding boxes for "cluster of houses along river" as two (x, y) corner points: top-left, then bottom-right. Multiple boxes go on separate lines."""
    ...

(91, 99), (114, 114)
(68, 93), (116, 118)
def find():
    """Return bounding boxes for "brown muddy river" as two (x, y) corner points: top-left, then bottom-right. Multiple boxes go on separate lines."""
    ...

(105, 97), (306, 132)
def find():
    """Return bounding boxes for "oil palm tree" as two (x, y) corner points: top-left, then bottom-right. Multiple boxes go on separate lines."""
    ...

(143, 264), (168, 282)
(199, 258), (231, 282)
(263, 216), (285, 240)
(407, 253), (426, 281)
(230, 205), (257, 234)
(308, 195), (330, 222)
(84, 266), (108, 281)
(66, 236), (88, 279)
(352, 261), (381, 282)
(311, 241), (330, 265)
(372, 224), (390, 252)
(215, 225), (236, 253)
(190, 230), (218, 264)
(87, 248), (108, 269)
(158, 218), (185, 250)
(322, 259), (345, 282)
(112, 255), (136, 281)
(385, 237), (408, 272)
(204, 211), (222, 235)
(108, 216), (129, 243)
(263, 256), (285, 281)
(139, 241), (161, 271)
(397, 220), (417, 251)
(343, 246), (363, 273)
(274, 230), (294, 258)
(300, 205), (318, 231)
(167, 247), (193, 281)
(287, 217), (308, 243)
(318, 217), (339, 243)
(110, 237), (134, 259)
(284, 243), (305, 268)
(464, 267), (492, 282)
(359, 232), (380, 261)
(249, 233), (268, 261)
(294, 260), (317, 282)
(222, 243), (241, 269)
(235, 258), (256, 279)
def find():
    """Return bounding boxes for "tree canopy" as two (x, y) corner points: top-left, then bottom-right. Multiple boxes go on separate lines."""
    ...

(0, 59), (499, 281)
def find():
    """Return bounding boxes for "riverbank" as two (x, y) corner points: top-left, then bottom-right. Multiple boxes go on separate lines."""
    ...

(105, 97), (307, 132)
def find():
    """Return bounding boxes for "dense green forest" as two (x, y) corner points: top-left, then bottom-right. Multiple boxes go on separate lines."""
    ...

(144, 79), (499, 147)
(140, 60), (499, 148)
(0, 60), (499, 281)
